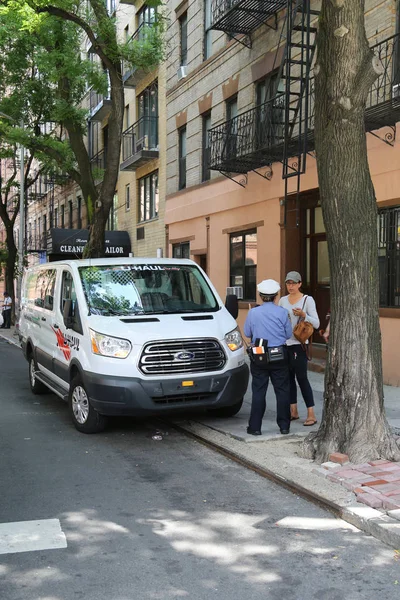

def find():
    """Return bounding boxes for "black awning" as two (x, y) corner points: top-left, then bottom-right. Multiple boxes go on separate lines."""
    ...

(46, 228), (132, 258)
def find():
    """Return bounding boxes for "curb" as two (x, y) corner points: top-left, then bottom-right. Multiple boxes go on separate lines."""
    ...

(0, 332), (21, 348)
(171, 420), (400, 550)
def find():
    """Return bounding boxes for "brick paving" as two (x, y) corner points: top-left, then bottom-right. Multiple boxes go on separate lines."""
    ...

(315, 452), (400, 512)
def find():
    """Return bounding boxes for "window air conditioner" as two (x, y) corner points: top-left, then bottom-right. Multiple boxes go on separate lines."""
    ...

(177, 65), (187, 80)
(393, 83), (400, 99)
(226, 286), (243, 299)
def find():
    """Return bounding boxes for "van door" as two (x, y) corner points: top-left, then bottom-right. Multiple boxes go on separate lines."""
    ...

(33, 268), (57, 378)
(52, 269), (83, 387)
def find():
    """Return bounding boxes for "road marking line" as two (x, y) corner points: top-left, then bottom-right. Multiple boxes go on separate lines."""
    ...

(0, 519), (67, 555)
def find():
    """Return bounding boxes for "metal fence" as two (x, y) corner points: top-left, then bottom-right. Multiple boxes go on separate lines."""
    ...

(122, 116), (158, 161)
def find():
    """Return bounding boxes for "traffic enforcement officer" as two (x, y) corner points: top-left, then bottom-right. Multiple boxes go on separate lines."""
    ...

(244, 279), (292, 436)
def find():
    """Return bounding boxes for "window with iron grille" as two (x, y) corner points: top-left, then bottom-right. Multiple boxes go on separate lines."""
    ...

(230, 230), (257, 301)
(378, 206), (400, 308)
(178, 127), (186, 190)
(138, 171), (159, 222)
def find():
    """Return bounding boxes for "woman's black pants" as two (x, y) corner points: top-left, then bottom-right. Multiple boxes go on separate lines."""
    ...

(287, 344), (315, 408)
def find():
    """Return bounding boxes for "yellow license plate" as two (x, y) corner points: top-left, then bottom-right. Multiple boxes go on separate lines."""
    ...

(182, 381), (194, 387)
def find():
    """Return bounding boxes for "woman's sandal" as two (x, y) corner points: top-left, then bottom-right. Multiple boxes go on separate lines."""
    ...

(303, 419), (317, 426)
(290, 416), (300, 421)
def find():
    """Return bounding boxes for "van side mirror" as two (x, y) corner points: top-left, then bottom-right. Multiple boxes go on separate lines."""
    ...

(63, 299), (74, 329)
(225, 294), (239, 320)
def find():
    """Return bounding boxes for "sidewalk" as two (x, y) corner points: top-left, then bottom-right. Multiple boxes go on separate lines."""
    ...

(172, 362), (400, 549)
(0, 325), (20, 348)
(2, 325), (400, 548)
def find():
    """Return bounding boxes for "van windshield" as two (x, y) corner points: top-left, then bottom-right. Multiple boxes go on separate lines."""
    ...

(79, 264), (219, 316)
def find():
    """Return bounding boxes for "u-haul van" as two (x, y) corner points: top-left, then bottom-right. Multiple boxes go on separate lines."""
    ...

(19, 258), (249, 433)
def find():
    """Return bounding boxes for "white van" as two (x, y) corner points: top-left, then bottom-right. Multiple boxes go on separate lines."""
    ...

(19, 258), (249, 433)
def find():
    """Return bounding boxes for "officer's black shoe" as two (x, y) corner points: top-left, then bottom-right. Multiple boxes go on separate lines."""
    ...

(247, 427), (262, 436)
(280, 429), (290, 435)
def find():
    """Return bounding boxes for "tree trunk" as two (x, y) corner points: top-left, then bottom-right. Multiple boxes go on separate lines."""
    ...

(304, 0), (400, 463)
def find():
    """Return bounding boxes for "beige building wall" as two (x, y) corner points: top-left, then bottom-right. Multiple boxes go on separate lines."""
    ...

(165, 0), (400, 385)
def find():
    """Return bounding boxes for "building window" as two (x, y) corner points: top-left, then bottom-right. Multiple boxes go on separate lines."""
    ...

(180, 12), (188, 66)
(204, 0), (212, 60)
(125, 184), (130, 211)
(256, 72), (284, 145)
(178, 126), (186, 190)
(230, 230), (257, 301)
(61, 205), (65, 228)
(107, 193), (118, 231)
(173, 242), (190, 259)
(138, 171), (159, 222)
(69, 199), (73, 228)
(225, 96), (238, 159)
(77, 196), (82, 229)
(54, 207), (58, 228)
(378, 206), (400, 308)
(202, 112), (211, 182)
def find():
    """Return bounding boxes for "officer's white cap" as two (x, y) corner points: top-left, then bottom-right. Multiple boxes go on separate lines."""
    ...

(257, 279), (281, 295)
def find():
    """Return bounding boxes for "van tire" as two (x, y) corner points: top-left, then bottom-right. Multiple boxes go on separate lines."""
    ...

(207, 398), (243, 418)
(69, 374), (107, 434)
(28, 355), (48, 395)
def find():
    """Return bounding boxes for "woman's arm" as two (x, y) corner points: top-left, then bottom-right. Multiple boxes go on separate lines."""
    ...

(304, 296), (320, 329)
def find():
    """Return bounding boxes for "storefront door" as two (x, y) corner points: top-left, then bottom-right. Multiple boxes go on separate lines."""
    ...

(303, 204), (330, 341)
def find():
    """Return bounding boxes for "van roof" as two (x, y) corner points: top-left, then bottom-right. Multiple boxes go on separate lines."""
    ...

(26, 257), (197, 269)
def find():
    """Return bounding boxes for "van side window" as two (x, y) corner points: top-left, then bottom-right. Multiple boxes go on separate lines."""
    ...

(61, 271), (76, 312)
(25, 272), (39, 306)
(34, 269), (56, 311)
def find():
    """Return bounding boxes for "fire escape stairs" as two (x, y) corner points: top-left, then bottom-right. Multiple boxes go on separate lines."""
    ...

(278, 0), (319, 227)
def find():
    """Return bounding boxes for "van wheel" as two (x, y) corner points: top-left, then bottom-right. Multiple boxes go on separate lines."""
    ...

(28, 355), (48, 395)
(69, 374), (107, 434)
(207, 398), (243, 418)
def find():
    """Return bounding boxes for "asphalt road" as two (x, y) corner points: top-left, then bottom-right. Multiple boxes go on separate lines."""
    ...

(0, 338), (399, 600)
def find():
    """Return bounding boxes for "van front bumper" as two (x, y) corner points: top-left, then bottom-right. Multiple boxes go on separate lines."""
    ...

(83, 363), (249, 416)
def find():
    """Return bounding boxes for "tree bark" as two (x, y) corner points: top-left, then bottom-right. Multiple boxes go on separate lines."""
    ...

(304, 0), (400, 462)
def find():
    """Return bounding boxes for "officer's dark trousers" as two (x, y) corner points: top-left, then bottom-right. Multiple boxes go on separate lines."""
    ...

(2, 309), (11, 329)
(248, 361), (291, 432)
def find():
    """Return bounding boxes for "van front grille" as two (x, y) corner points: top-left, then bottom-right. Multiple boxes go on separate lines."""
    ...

(139, 338), (226, 375)
(152, 393), (216, 405)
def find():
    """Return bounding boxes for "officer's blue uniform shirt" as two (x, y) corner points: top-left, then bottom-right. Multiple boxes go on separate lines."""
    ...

(244, 302), (292, 346)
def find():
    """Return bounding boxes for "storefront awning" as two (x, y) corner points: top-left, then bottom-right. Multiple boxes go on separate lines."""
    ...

(46, 228), (132, 258)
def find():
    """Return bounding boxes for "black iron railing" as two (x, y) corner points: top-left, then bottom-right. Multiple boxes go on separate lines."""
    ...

(28, 176), (49, 200)
(122, 22), (155, 77)
(89, 89), (111, 114)
(211, 0), (287, 35)
(208, 33), (400, 173)
(26, 232), (47, 252)
(90, 149), (106, 179)
(122, 116), (158, 161)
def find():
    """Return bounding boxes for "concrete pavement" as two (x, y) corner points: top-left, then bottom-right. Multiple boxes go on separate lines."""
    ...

(4, 325), (400, 549)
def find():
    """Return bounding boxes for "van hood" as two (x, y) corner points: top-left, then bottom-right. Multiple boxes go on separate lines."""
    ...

(86, 309), (238, 344)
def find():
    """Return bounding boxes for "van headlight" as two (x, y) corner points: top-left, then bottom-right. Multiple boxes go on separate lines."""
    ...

(90, 329), (132, 359)
(225, 327), (243, 352)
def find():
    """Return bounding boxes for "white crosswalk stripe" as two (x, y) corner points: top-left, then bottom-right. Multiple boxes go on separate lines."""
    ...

(0, 519), (67, 555)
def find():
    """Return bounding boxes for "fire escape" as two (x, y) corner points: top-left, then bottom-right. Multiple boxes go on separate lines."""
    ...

(208, 0), (400, 225)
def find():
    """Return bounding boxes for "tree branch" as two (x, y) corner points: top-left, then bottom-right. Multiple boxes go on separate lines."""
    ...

(37, 5), (113, 69)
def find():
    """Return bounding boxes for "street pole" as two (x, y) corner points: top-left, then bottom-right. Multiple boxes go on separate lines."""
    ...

(17, 122), (25, 316)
